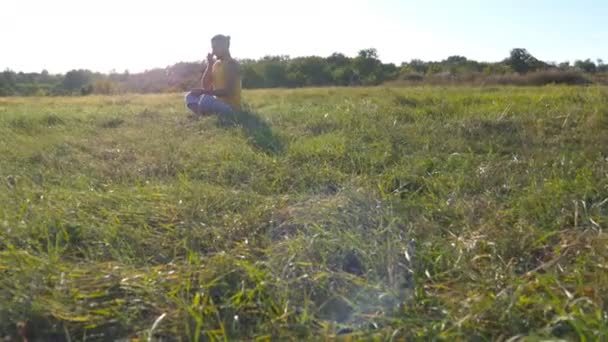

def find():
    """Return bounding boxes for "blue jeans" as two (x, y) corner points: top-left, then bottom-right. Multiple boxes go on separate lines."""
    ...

(184, 92), (233, 115)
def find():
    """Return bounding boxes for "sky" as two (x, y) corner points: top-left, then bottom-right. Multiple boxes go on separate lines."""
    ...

(1, 0), (607, 74)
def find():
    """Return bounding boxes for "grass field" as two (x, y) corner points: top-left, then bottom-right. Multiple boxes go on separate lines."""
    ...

(1, 86), (607, 340)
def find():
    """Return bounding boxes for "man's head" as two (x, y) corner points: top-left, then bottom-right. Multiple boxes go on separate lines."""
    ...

(211, 34), (231, 58)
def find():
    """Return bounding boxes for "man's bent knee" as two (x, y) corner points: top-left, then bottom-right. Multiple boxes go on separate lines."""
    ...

(185, 92), (202, 114)
(185, 92), (200, 104)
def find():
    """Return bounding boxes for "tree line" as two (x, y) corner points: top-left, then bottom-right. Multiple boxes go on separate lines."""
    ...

(1, 48), (607, 96)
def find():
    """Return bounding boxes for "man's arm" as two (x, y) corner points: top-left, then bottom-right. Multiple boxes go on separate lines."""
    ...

(201, 53), (214, 90)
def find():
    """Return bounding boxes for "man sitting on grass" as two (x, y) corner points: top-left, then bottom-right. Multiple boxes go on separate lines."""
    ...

(185, 34), (242, 116)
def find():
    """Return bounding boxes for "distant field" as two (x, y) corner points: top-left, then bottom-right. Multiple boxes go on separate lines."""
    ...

(1, 86), (607, 340)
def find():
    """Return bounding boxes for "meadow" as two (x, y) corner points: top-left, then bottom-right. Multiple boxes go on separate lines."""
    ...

(1, 86), (607, 340)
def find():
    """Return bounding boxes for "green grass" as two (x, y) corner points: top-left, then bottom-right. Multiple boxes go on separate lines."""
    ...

(1, 86), (607, 340)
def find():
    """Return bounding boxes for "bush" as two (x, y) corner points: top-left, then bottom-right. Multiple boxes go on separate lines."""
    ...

(399, 72), (424, 82)
(487, 71), (590, 86)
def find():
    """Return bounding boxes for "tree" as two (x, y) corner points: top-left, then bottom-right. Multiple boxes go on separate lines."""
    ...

(327, 53), (350, 68)
(262, 62), (288, 88)
(353, 48), (383, 85)
(505, 48), (543, 74)
(558, 61), (571, 70)
(574, 59), (597, 73)
(2, 69), (16, 85)
(287, 57), (331, 86)
(426, 63), (443, 75)
(331, 66), (356, 86)
(357, 48), (378, 60)
(443, 56), (484, 74)
(445, 55), (468, 64)
(597, 59), (607, 73)
(63, 69), (93, 93)
(241, 64), (264, 88)
(382, 63), (398, 81)
(403, 59), (428, 74)
(0, 69), (17, 96)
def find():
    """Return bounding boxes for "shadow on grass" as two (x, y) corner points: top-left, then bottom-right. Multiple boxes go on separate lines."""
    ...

(215, 109), (284, 155)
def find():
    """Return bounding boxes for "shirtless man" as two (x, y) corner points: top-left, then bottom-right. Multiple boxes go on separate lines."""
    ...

(185, 34), (242, 115)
